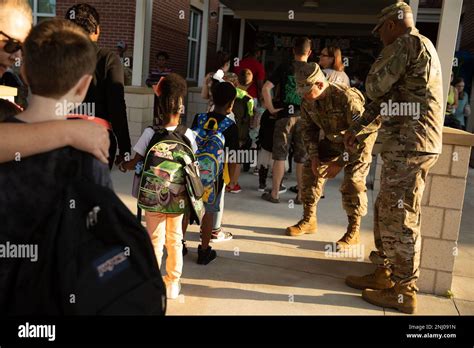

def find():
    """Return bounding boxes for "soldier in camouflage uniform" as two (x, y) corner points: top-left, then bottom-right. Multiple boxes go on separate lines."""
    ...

(286, 62), (380, 252)
(344, 2), (443, 314)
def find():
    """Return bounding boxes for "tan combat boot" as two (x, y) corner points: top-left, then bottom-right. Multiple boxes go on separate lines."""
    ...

(286, 205), (317, 237)
(345, 267), (395, 290)
(336, 215), (361, 251)
(362, 282), (418, 314)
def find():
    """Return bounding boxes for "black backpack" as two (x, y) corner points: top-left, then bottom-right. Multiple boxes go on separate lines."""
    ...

(2, 149), (166, 315)
(232, 95), (252, 145)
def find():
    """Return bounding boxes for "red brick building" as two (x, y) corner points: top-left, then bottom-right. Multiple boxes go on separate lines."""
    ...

(29, 0), (220, 85)
(460, 0), (474, 54)
(148, 0), (220, 80)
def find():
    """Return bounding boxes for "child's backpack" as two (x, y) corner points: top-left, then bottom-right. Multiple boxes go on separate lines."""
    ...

(192, 113), (234, 204)
(138, 125), (198, 214)
(233, 88), (254, 145)
(2, 149), (166, 315)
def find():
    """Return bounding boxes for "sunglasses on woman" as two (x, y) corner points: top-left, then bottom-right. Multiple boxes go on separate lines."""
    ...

(0, 31), (22, 54)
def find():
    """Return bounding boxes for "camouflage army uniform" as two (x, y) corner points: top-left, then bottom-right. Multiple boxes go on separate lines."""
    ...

(300, 82), (379, 220)
(349, 24), (443, 286)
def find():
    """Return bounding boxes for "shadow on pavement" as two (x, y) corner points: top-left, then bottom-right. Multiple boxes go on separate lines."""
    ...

(178, 283), (379, 312)
(229, 232), (333, 253)
(181, 249), (375, 292)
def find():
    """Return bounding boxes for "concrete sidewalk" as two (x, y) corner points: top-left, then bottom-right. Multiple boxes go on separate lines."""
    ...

(111, 166), (474, 315)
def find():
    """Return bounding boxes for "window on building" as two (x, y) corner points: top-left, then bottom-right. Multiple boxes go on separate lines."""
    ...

(28, 0), (56, 24)
(187, 7), (202, 81)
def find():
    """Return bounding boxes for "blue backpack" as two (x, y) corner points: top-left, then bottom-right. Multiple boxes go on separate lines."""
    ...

(192, 113), (234, 204)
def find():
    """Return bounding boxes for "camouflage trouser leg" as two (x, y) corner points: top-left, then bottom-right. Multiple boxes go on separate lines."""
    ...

(369, 151), (438, 286)
(301, 159), (326, 218)
(340, 161), (371, 217)
(370, 197), (391, 268)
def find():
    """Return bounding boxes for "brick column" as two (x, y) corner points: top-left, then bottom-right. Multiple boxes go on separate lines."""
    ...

(124, 86), (155, 148)
(185, 87), (209, 127)
(418, 129), (474, 295)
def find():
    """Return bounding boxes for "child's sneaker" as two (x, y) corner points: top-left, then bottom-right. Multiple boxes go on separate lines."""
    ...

(258, 183), (267, 192)
(211, 229), (233, 243)
(227, 184), (242, 193)
(197, 245), (217, 265)
(166, 281), (181, 300)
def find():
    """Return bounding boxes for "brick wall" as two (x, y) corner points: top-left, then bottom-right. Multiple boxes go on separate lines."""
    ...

(149, 0), (190, 78)
(149, 0), (219, 81)
(56, 0), (136, 55)
(460, 1), (474, 54)
(205, 0), (220, 74)
(56, 0), (218, 84)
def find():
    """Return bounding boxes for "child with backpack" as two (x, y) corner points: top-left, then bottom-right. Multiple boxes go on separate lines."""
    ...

(191, 81), (240, 264)
(225, 70), (255, 193)
(122, 73), (200, 299)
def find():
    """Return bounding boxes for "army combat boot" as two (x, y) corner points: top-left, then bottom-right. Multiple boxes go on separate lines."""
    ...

(336, 215), (361, 251)
(286, 205), (317, 236)
(345, 267), (395, 290)
(362, 282), (418, 314)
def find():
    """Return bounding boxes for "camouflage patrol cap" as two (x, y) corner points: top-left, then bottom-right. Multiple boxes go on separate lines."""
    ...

(372, 1), (413, 35)
(294, 61), (326, 96)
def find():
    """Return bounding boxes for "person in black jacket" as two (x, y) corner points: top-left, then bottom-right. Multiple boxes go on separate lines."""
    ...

(66, 3), (131, 169)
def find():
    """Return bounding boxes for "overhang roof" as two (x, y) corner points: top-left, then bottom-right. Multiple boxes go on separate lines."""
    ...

(220, 0), (396, 24)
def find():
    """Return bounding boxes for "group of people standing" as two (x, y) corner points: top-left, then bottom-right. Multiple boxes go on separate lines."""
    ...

(296, 1), (443, 315)
(193, 1), (445, 315)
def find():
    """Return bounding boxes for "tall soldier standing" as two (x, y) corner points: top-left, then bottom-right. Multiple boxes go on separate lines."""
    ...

(344, 2), (443, 314)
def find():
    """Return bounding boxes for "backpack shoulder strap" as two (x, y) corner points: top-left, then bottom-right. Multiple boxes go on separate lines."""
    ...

(196, 113), (208, 127)
(218, 116), (234, 133)
(174, 124), (188, 137)
(145, 127), (169, 153)
(173, 124), (193, 150)
(153, 127), (169, 138)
